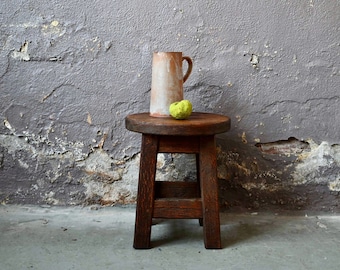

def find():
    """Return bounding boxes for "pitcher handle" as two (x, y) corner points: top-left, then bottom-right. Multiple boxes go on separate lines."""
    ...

(182, 56), (193, 83)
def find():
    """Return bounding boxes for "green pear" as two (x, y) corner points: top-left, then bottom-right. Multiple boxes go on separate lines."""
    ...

(169, 100), (193, 120)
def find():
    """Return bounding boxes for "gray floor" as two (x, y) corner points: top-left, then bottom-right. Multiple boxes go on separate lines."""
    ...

(0, 205), (339, 270)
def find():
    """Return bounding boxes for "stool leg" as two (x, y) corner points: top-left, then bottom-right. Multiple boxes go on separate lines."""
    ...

(196, 153), (203, 226)
(199, 136), (222, 249)
(133, 134), (158, 249)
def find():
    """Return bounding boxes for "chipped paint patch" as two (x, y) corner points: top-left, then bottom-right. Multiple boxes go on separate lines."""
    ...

(0, 134), (35, 157)
(241, 132), (248, 144)
(82, 153), (140, 205)
(329, 179), (340, 191)
(77, 149), (123, 183)
(42, 20), (65, 37)
(256, 137), (310, 156)
(293, 141), (340, 186)
(3, 119), (14, 132)
(11, 41), (30, 61)
(250, 54), (259, 68)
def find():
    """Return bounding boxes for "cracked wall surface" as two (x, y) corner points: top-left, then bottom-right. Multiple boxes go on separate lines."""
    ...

(0, 0), (339, 212)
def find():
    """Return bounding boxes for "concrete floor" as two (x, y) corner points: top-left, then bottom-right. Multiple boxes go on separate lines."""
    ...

(0, 205), (339, 270)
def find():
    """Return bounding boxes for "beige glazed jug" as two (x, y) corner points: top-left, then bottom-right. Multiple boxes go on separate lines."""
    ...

(150, 52), (193, 117)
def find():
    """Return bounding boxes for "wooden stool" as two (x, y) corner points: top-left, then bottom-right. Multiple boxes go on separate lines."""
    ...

(125, 112), (230, 249)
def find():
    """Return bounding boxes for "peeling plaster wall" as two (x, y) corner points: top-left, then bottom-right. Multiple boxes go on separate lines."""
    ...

(1, 1), (339, 211)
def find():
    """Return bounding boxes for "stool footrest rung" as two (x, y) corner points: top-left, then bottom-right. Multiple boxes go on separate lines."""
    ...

(153, 198), (203, 219)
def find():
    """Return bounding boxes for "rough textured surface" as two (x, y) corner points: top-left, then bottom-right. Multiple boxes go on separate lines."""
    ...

(1, 205), (340, 269)
(0, 1), (339, 211)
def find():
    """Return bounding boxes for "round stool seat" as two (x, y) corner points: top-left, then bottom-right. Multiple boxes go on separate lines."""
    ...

(125, 112), (230, 136)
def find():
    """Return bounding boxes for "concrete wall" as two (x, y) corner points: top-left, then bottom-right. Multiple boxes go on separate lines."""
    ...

(1, 0), (339, 211)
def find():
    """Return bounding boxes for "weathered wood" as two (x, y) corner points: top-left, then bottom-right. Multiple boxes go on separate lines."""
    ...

(127, 112), (230, 249)
(125, 112), (230, 136)
(153, 198), (203, 219)
(196, 153), (203, 227)
(133, 134), (158, 249)
(158, 135), (200, 153)
(199, 135), (222, 249)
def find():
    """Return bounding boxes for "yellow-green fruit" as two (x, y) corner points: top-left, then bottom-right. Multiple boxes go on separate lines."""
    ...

(169, 100), (193, 120)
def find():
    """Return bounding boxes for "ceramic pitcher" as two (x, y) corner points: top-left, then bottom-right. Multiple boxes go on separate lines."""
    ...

(150, 52), (193, 117)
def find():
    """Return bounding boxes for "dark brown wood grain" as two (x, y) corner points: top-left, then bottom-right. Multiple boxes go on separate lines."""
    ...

(199, 135), (222, 249)
(133, 134), (158, 249)
(128, 112), (230, 249)
(125, 112), (230, 136)
(153, 198), (203, 219)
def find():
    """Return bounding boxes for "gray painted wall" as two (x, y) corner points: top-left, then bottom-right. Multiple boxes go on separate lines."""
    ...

(1, 0), (339, 211)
